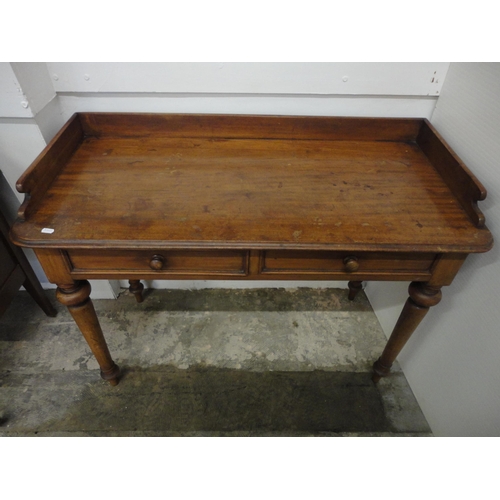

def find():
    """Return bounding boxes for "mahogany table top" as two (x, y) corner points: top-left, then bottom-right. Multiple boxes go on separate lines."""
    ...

(11, 113), (493, 254)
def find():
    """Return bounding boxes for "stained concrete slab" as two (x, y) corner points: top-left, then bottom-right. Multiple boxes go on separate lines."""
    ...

(0, 287), (432, 436)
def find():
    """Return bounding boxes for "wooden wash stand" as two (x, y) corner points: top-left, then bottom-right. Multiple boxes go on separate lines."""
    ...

(10, 113), (493, 386)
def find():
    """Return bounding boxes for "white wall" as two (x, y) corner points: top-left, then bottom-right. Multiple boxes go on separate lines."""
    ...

(366, 63), (500, 436)
(49, 63), (445, 129)
(0, 63), (36, 118)
(47, 62), (448, 95)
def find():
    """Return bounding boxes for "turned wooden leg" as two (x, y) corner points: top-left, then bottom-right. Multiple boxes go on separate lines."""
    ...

(128, 279), (144, 303)
(56, 280), (120, 386)
(372, 281), (442, 383)
(348, 280), (363, 301)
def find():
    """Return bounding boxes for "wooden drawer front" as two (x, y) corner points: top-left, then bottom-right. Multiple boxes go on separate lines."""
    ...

(262, 251), (436, 275)
(68, 249), (249, 276)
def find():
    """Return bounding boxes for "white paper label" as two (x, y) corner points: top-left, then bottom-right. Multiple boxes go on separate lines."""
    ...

(41, 228), (55, 234)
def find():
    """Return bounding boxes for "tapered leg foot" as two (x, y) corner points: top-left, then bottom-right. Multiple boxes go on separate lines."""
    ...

(347, 281), (363, 301)
(56, 280), (120, 386)
(100, 363), (121, 386)
(372, 359), (391, 383)
(129, 280), (144, 303)
(372, 281), (442, 383)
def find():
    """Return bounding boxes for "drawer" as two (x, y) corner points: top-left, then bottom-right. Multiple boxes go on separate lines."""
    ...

(68, 249), (249, 276)
(261, 250), (436, 276)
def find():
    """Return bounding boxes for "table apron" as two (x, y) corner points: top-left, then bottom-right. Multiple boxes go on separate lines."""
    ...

(34, 248), (466, 287)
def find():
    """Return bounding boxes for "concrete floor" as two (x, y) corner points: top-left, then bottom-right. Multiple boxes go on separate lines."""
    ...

(0, 286), (431, 436)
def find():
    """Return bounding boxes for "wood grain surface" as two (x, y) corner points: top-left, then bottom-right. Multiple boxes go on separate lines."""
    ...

(12, 115), (493, 253)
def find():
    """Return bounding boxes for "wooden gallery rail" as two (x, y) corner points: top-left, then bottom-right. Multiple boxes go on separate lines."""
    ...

(10, 113), (493, 386)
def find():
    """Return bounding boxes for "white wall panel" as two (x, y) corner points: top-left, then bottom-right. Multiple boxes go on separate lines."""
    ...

(57, 94), (438, 123)
(47, 62), (449, 96)
(0, 121), (45, 202)
(33, 95), (67, 144)
(10, 63), (55, 116)
(0, 63), (33, 118)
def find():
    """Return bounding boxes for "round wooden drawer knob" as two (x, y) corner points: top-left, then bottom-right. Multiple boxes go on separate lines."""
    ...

(343, 256), (359, 273)
(149, 254), (165, 270)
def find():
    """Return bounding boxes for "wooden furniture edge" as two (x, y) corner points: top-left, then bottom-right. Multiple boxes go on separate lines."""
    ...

(9, 236), (493, 253)
(33, 248), (74, 284)
(16, 113), (84, 221)
(417, 119), (488, 228)
(77, 112), (424, 142)
(428, 253), (468, 286)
